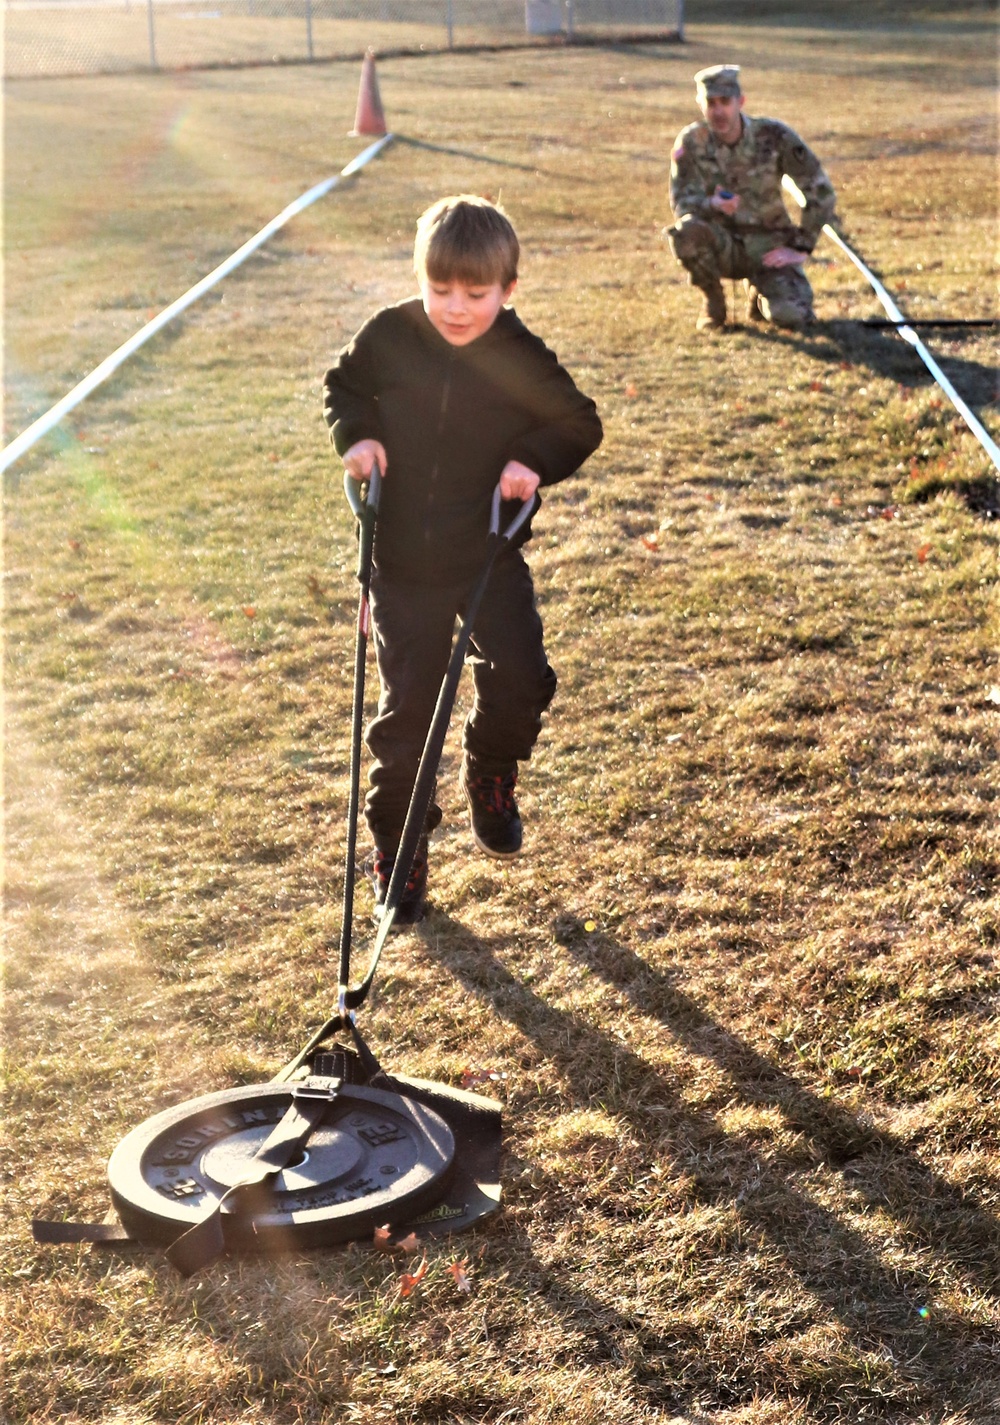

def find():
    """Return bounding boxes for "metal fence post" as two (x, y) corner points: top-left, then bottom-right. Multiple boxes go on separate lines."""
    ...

(306, 0), (314, 59)
(446, 0), (453, 48)
(146, 0), (157, 68)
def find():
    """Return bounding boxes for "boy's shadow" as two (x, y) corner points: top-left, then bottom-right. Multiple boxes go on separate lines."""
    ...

(411, 909), (1000, 1405)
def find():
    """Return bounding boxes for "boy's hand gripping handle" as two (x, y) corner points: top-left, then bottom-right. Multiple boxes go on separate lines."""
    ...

(344, 465), (381, 580)
(489, 485), (536, 542)
(343, 462), (381, 518)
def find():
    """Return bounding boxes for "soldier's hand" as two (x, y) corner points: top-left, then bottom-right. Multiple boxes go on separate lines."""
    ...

(709, 186), (741, 217)
(761, 246), (807, 268)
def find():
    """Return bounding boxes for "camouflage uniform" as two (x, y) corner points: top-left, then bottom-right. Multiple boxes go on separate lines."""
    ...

(667, 68), (837, 330)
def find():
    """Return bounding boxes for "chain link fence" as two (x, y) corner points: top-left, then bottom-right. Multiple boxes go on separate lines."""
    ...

(4, 0), (683, 79)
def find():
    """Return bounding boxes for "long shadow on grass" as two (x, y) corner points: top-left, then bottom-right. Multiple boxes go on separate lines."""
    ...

(743, 320), (999, 408)
(418, 910), (1000, 1412)
(395, 135), (598, 184)
(550, 914), (1000, 1293)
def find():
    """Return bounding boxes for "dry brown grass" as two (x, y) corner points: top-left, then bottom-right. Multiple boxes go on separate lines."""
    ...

(3, 5), (999, 1422)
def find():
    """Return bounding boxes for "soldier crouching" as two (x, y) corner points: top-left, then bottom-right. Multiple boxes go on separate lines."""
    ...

(666, 64), (837, 332)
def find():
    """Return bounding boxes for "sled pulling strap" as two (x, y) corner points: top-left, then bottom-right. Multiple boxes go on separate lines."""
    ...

(165, 1075), (342, 1275)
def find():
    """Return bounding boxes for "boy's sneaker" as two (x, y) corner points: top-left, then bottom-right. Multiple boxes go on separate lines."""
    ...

(371, 836), (428, 926)
(462, 758), (522, 858)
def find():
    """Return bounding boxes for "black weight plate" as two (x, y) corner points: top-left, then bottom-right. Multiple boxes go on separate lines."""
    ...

(107, 1082), (455, 1251)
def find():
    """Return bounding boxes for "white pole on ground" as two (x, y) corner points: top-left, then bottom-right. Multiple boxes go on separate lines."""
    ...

(782, 176), (1000, 472)
(820, 223), (1000, 471)
(0, 135), (394, 477)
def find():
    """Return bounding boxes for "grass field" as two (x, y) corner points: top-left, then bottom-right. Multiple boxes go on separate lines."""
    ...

(3, 3), (999, 1421)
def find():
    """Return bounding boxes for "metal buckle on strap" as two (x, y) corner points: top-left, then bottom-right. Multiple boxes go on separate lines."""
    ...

(293, 1074), (342, 1101)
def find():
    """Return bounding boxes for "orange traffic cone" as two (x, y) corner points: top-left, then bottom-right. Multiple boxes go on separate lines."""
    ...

(350, 49), (387, 137)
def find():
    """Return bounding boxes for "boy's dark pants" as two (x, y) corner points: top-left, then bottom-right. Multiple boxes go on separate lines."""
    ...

(365, 550), (556, 853)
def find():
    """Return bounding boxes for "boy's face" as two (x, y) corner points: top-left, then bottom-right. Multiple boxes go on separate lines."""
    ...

(419, 276), (516, 346)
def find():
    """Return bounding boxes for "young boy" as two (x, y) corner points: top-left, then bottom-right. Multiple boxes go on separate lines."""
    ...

(323, 195), (602, 924)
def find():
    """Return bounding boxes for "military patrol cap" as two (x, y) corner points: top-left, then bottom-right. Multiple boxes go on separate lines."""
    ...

(694, 64), (742, 99)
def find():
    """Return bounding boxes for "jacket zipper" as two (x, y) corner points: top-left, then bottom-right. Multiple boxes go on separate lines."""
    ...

(424, 354), (454, 547)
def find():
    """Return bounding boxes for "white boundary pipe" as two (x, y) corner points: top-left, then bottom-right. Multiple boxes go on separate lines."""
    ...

(782, 175), (999, 471)
(821, 224), (1000, 471)
(1, 134), (394, 476)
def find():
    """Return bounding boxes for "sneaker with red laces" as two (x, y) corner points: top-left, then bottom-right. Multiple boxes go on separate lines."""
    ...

(462, 760), (522, 858)
(370, 836), (428, 926)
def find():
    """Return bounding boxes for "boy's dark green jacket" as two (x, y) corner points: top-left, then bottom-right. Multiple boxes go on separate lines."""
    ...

(323, 298), (603, 586)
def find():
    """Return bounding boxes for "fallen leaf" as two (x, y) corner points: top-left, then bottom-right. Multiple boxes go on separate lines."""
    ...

(917, 543), (932, 563)
(373, 1224), (394, 1251)
(398, 1257), (428, 1297)
(624, 382), (637, 398)
(640, 535), (659, 551)
(242, 606), (257, 618)
(447, 1260), (472, 1293)
(396, 1232), (420, 1253)
(68, 539), (82, 552)
(460, 1067), (508, 1090)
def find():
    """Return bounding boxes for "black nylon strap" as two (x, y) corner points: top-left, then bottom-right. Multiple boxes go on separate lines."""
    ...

(275, 492), (536, 1082)
(32, 1219), (134, 1245)
(165, 1076), (341, 1275)
(346, 491), (536, 1007)
(339, 467), (381, 1017)
(271, 988), (384, 1084)
(347, 531), (503, 1000)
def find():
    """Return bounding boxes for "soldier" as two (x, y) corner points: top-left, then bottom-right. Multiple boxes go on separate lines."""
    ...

(666, 64), (837, 332)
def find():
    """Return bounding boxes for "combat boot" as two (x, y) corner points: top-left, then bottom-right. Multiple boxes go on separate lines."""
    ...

(695, 281), (727, 331)
(744, 280), (765, 322)
(759, 294), (808, 331)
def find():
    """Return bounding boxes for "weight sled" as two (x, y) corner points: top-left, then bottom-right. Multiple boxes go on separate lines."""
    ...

(32, 471), (523, 1273)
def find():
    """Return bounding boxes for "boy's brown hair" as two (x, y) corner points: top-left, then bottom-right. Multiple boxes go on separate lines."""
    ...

(413, 195), (519, 289)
